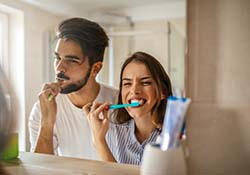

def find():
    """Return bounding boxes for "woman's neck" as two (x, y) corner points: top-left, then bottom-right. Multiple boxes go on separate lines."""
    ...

(134, 115), (156, 144)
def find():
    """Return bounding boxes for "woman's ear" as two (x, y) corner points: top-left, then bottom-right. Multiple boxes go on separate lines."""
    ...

(160, 94), (166, 100)
(91, 62), (103, 77)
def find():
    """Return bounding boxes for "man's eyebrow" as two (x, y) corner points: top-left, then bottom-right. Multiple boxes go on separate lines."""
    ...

(54, 52), (81, 60)
(64, 55), (81, 60)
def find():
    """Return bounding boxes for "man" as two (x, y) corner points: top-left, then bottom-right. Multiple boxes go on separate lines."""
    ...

(29, 18), (118, 160)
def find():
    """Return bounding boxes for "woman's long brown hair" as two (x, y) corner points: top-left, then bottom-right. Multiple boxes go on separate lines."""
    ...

(113, 52), (172, 128)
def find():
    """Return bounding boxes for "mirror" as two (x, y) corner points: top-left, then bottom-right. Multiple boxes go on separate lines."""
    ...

(0, 0), (186, 152)
(44, 0), (187, 96)
(101, 19), (186, 97)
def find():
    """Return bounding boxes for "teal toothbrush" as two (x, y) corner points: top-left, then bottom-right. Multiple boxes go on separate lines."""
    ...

(106, 102), (140, 110)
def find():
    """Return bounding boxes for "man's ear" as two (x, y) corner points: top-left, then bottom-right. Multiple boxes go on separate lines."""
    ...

(91, 62), (103, 77)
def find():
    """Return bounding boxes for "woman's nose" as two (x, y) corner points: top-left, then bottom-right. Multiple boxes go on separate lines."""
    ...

(130, 83), (141, 94)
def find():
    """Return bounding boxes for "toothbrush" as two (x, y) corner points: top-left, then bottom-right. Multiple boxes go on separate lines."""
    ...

(107, 102), (140, 110)
(48, 94), (54, 101)
(48, 76), (68, 101)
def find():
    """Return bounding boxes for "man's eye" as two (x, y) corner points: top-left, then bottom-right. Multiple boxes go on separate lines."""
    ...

(54, 56), (61, 61)
(65, 58), (80, 64)
(54, 56), (59, 60)
(69, 59), (79, 63)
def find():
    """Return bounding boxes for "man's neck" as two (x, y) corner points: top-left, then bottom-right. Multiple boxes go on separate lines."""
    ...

(67, 81), (101, 108)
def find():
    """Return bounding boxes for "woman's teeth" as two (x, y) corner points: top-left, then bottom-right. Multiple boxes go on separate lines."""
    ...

(130, 99), (145, 106)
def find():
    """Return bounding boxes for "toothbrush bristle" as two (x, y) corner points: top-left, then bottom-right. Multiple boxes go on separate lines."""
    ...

(131, 102), (140, 106)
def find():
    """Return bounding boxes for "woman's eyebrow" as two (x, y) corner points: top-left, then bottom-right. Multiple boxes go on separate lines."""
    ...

(122, 76), (152, 81)
(122, 78), (132, 81)
(141, 76), (152, 80)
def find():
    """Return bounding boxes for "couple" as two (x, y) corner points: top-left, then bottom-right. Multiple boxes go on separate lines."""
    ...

(29, 17), (173, 165)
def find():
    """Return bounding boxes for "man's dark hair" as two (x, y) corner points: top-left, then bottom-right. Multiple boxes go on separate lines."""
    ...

(57, 17), (109, 66)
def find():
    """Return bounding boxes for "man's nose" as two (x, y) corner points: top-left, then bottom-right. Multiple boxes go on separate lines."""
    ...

(55, 60), (66, 73)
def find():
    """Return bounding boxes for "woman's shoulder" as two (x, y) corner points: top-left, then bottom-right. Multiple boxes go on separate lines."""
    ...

(109, 119), (133, 131)
(110, 120), (130, 127)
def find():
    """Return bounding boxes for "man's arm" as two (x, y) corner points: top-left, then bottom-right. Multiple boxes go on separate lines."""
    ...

(29, 102), (56, 155)
(29, 82), (61, 154)
(34, 122), (54, 154)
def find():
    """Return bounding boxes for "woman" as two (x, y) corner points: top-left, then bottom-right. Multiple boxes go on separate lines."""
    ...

(83, 52), (172, 165)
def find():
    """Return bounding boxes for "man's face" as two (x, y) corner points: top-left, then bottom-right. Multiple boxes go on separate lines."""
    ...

(53, 39), (91, 94)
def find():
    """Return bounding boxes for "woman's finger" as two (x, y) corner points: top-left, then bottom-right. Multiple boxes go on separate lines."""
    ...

(92, 103), (109, 116)
(90, 102), (103, 112)
(82, 102), (92, 115)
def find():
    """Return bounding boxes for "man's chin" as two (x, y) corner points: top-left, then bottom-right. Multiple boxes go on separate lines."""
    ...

(60, 90), (71, 94)
(60, 84), (84, 94)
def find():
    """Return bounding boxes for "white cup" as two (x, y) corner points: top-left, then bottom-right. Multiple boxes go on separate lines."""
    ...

(140, 143), (187, 175)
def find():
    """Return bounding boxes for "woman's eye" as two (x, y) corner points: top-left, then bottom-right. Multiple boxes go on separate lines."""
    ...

(123, 82), (131, 86)
(142, 81), (151, 85)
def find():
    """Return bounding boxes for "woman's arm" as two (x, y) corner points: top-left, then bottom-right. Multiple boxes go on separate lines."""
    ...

(94, 137), (116, 162)
(83, 102), (117, 162)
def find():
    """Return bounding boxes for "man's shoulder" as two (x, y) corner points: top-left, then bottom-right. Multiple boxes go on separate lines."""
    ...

(100, 83), (118, 95)
(97, 83), (118, 103)
(100, 83), (118, 91)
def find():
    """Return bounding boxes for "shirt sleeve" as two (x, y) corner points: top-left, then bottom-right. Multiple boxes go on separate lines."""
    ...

(28, 101), (58, 154)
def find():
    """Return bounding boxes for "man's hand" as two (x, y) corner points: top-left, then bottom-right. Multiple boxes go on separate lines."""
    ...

(34, 82), (61, 154)
(39, 82), (61, 126)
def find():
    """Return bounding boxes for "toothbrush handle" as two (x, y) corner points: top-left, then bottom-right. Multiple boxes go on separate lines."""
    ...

(108, 102), (139, 109)
(109, 104), (129, 109)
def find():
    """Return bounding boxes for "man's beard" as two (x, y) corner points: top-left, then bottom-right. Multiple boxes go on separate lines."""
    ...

(60, 68), (91, 94)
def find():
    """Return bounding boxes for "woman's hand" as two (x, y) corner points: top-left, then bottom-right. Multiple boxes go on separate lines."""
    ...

(83, 102), (116, 162)
(83, 102), (110, 146)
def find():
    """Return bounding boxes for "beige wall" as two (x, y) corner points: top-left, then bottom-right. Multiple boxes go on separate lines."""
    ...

(101, 20), (169, 88)
(99, 19), (186, 90)
(187, 0), (250, 174)
(0, 0), (62, 150)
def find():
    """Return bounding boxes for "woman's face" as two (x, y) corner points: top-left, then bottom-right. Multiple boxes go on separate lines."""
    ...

(121, 61), (158, 119)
